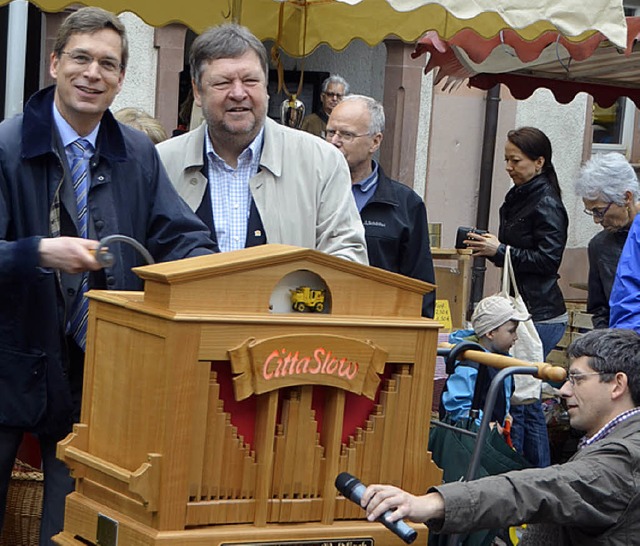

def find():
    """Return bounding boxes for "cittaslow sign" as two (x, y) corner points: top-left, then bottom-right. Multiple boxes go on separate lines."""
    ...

(229, 334), (388, 401)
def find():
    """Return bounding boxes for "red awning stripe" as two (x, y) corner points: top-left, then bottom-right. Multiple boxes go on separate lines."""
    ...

(469, 73), (640, 110)
(414, 18), (640, 66)
(414, 17), (640, 108)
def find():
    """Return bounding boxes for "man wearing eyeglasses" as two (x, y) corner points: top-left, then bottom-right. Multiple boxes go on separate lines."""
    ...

(157, 25), (366, 263)
(300, 74), (349, 139)
(0, 8), (217, 543)
(361, 328), (640, 545)
(326, 95), (435, 317)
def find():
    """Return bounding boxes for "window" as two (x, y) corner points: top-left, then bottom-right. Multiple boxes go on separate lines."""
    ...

(592, 98), (637, 154)
(593, 99), (626, 144)
(591, 5), (640, 154)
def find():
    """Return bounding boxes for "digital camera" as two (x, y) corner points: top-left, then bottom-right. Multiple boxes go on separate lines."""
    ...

(455, 226), (488, 249)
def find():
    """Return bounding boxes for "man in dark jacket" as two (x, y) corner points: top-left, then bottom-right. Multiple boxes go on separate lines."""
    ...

(362, 329), (640, 545)
(0, 8), (216, 544)
(326, 94), (435, 317)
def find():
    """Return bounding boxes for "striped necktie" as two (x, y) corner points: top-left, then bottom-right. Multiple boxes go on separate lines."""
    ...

(68, 138), (92, 350)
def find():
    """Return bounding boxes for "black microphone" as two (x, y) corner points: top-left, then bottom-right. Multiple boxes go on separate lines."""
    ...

(335, 472), (417, 544)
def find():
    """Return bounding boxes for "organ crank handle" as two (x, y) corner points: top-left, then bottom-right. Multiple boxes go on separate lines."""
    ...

(438, 342), (567, 383)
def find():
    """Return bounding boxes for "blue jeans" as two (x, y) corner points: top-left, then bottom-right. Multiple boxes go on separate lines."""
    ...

(509, 401), (551, 467)
(0, 429), (74, 546)
(510, 320), (567, 468)
(534, 321), (568, 361)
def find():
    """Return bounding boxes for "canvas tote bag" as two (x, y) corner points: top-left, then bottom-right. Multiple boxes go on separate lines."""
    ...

(501, 246), (544, 405)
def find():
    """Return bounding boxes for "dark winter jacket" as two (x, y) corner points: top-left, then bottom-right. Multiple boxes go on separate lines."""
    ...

(360, 166), (436, 317)
(587, 228), (628, 329)
(0, 86), (216, 436)
(488, 174), (568, 322)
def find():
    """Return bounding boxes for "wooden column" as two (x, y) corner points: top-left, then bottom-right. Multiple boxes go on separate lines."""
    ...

(380, 40), (427, 188)
(154, 25), (187, 137)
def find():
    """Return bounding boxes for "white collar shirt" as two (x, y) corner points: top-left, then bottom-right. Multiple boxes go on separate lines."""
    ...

(204, 128), (264, 252)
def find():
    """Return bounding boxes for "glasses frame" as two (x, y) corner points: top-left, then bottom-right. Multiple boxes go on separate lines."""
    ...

(60, 50), (124, 75)
(325, 129), (370, 143)
(322, 92), (344, 100)
(583, 202), (613, 219)
(566, 371), (612, 386)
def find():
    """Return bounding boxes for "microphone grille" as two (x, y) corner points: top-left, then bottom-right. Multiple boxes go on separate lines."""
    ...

(335, 472), (359, 496)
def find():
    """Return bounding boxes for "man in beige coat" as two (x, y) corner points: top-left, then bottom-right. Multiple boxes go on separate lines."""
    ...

(157, 24), (367, 264)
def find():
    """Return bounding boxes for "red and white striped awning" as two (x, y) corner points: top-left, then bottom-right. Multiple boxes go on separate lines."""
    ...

(413, 16), (640, 108)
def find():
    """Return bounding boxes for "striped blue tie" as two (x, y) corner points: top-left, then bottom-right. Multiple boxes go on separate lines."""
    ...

(68, 138), (92, 350)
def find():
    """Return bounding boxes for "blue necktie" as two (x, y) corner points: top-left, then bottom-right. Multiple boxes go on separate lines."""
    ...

(68, 139), (92, 350)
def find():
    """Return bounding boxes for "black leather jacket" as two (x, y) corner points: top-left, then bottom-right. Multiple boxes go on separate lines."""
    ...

(488, 174), (568, 322)
(587, 228), (629, 329)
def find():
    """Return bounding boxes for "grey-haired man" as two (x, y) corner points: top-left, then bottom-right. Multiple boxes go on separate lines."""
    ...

(157, 25), (367, 263)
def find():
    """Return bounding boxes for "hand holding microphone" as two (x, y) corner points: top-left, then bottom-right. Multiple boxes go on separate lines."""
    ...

(335, 472), (418, 544)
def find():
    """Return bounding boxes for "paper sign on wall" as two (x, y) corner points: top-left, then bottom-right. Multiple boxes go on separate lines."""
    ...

(435, 300), (453, 331)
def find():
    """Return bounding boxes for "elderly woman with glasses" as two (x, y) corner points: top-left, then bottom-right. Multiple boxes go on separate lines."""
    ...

(575, 152), (640, 329)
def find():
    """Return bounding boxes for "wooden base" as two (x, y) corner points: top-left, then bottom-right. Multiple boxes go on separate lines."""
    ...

(54, 492), (427, 546)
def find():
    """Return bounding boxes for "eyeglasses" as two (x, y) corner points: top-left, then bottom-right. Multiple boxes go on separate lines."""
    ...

(61, 50), (124, 75)
(325, 129), (370, 143)
(566, 371), (611, 386)
(323, 92), (344, 100)
(583, 202), (613, 219)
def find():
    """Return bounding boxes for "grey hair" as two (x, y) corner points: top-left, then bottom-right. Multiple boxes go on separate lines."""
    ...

(575, 152), (639, 204)
(340, 94), (385, 135)
(190, 23), (269, 90)
(322, 74), (350, 95)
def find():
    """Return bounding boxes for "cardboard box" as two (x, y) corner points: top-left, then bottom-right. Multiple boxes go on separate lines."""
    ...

(547, 348), (569, 368)
(565, 300), (587, 312)
(556, 330), (572, 349)
(570, 331), (585, 344)
(571, 311), (595, 331)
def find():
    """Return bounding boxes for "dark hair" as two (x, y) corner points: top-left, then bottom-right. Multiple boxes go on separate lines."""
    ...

(190, 23), (269, 90)
(53, 7), (128, 69)
(507, 127), (561, 197)
(567, 328), (640, 406)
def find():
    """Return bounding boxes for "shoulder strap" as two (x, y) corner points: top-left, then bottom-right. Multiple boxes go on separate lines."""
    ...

(501, 246), (521, 298)
(471, 364), (490, 412)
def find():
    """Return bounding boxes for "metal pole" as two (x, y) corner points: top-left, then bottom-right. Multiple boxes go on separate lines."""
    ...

(468, 84), (501, 318)
(4, 0), (29, 119)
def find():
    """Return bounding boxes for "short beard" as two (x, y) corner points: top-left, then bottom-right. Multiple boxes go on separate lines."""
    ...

(205, 110), (264, 154)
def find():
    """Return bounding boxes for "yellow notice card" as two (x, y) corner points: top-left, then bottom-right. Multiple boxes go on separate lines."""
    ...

(435, 300), (453, 331)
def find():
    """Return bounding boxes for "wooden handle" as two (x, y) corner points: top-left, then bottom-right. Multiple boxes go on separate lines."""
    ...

(439, 343), (567, 382)
(60, 445), (161, 511)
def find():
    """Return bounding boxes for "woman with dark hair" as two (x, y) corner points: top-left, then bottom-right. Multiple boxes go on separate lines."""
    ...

(465, 126), (569, 468)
